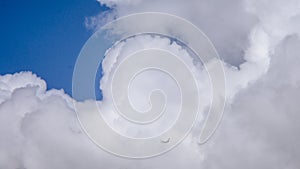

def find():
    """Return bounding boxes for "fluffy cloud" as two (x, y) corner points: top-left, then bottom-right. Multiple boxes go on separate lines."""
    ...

(1, 0), (300, 168)
(0, 72), (207, 168)
(201, 35), (300, 169)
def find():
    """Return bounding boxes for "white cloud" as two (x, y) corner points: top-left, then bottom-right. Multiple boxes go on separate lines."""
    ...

(1, 0), (300, 168)
(0, 71), (208, 168)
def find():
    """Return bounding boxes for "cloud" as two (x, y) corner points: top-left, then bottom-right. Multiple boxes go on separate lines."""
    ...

(1, 0), (300, 168)
(0, 72), (207, 168)
(201, 35), (300, 169)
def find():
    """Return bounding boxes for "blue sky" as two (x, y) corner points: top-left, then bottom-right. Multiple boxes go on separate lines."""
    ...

(0, 0), (109, 96)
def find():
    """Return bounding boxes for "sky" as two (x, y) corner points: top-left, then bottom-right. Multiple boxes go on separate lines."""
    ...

(0, 0), (109, 95)
(0, 0), (300, 169)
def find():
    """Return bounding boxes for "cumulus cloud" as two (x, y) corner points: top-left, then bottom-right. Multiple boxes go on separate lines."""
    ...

(0, 72), (207, 168)
(1, 0), (300, 168)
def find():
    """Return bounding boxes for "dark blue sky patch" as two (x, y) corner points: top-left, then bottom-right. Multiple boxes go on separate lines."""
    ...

(0, 0), (109, 97)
